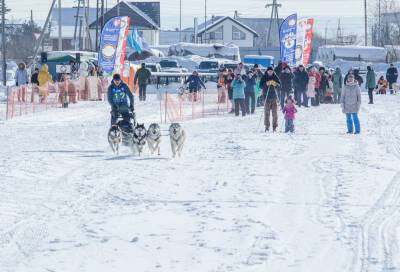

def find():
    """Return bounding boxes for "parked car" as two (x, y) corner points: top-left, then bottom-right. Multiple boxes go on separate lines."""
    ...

(159, 59), (188, 73)
(146, 63), (161, 73)
(197, 59), (223, 73)
(243, 55), (274, 69)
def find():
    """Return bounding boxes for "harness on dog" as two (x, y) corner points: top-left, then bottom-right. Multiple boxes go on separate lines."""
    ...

(133, 132), (147, 145)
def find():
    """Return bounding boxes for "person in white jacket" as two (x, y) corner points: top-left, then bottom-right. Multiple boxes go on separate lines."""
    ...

(340, 74), (361, 134)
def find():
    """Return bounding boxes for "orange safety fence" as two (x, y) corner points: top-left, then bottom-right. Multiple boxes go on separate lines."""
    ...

(4, 76), (109, 120)
(162, 87), (232, 123)
(5, 83), (61, 120)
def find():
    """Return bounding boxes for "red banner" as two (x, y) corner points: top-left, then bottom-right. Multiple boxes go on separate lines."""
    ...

(302, 18), (314, 65)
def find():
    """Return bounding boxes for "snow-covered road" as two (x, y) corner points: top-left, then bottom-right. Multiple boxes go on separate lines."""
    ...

(1, 94), (400, 272)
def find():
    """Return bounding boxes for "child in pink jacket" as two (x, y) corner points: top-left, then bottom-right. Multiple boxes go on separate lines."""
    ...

(282, 96), (297, 133)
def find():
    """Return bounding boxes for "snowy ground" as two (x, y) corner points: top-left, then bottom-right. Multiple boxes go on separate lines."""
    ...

(1, 94), (400, 272)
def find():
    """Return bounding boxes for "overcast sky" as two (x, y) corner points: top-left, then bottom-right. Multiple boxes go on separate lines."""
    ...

(6, 0), (366, 33)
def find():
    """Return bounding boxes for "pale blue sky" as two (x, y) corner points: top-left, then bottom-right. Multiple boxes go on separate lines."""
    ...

(7, 0), (366, 34)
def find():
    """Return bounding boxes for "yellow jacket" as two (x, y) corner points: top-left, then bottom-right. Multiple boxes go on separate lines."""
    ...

(38, 64), (52, 86)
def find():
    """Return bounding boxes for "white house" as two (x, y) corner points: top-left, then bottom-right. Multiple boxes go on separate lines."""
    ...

(197, 16), (258, 47)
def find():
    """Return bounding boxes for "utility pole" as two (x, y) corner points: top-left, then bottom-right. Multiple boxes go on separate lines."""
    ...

(2, 0), (6, 86)
(266, 0), (282, 47)
(73, 0), (82, 50)
(204, 0), (207, 44)
(100, 0), (104, 30)
(31, 0), (57, 67)
(364, 0), (367, 46)
(378, 0), (381, 46)
(82, 0), (86, 49)
(179, 0), (182, 42)
(117, 0), (120, 17)
(58, 0), (62, 51)
(95, 0), (99, 50)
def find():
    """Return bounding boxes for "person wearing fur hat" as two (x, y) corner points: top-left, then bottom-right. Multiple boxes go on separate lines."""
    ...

(15, 63), (29, 102)
(260, 67), (281, 132)
(340, 74), (361, 134)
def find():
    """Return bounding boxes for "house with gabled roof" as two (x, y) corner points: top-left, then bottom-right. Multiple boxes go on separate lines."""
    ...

(89, 1), (161, 47)
(196, 16), (259, 47)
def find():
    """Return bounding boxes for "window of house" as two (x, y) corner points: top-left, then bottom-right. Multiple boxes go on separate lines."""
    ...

(208, 26), (223, 40)
(232, 26), (246, 40)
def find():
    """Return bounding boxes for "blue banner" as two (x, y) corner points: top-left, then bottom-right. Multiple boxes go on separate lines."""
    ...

(279, 14), (297, 66)
(98, 16), (127, 75)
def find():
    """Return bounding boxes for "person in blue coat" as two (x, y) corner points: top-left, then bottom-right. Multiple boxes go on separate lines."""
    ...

(243, 71), (257, 114)
(232, 74), (246, 117)
(107, 74), (135, 126)
(184, 71), (206, 102)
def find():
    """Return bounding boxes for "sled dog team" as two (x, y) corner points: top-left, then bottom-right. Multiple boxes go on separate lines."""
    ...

(108, 122), (186, 158)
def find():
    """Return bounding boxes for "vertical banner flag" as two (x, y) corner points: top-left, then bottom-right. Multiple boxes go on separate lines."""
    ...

(302, 18), (314, 65)
(98, 16), (131, 75)
(295, 18), (308, 65)
(279, 14), (298, 66)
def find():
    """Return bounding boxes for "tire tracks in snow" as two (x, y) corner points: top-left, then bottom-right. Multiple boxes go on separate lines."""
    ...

(352, 104), (400, 272)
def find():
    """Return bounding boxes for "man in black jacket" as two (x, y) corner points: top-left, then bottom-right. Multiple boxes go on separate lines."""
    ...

(293, 65), (309, 107)
(260, 67), (281, 132)
(386, 64), (399, 94)
(279, 66), (294, 110)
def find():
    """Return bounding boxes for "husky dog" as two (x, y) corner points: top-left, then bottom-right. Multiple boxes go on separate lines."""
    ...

(147, 123), (162, 155)
(177, 86), (187, 99)
(108, 125), (122, 155)
(393, 83), (400, 94)
(132, 123), (147, 156)
(169, 123), (186, 158)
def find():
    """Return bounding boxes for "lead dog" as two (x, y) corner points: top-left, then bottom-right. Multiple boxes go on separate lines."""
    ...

(147, 123), (162, 155)
(108, 125), (122, 155)
(169, 123), (186, 158)
(132, 123), (147, 156)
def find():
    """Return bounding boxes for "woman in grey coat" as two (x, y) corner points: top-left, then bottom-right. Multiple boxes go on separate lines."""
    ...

(332, 67), (343, 104)
(340, 74), (361, 134)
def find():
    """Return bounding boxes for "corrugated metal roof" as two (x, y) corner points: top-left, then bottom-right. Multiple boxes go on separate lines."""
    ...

(129, 2), (160, 27)
(51, 8), (98, 26)
(89, 1), (160, 30)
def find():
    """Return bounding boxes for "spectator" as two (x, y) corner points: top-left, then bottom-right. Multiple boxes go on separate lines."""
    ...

(243, 71), (257, 114)
(341, 74), (361, 134)
(15, 63), (29, 102)
(386, 63), (399, 94)
(365, 66), (376, 104)
(232, 74), (246, 117)
(293, 65), (309, 107)
(332, 67), (343, 104)
(134, 63), (152, 101)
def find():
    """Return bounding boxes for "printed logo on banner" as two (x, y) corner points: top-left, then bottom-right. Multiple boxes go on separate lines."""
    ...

(102, 44), (117, 59)
(98, 16), (131, 75)
(279, 13), (298, 66)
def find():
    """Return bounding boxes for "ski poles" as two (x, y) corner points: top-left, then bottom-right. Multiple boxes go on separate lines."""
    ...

(256, 85), (271, 132)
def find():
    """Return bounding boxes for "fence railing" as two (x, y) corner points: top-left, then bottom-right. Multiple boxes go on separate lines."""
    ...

(3, 76), (109, 120)
(160, 87), (232, 123)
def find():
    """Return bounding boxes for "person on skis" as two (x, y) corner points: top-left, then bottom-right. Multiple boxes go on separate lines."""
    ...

(107, 74), (135, 127)
(260, 67), (281, 132)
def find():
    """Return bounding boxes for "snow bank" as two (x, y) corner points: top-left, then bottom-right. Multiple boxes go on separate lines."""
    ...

(326, 59), (400, 73)
(317, 45), (388, 65)
(167, 42), (241, 61)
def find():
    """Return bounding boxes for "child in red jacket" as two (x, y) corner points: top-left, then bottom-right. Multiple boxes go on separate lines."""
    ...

(283, 96), (298, 133)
